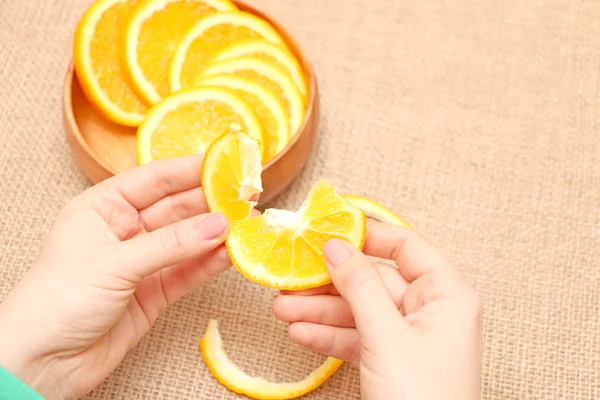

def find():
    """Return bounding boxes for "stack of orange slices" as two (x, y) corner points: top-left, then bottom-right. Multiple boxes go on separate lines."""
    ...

(73, 0), (308, 165)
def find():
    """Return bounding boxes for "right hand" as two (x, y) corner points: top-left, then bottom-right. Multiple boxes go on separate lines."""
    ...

(272, 221), (482, 400)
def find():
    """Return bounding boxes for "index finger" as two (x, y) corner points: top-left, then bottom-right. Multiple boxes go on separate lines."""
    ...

(363, 220), (451, 281)
(94, 154), (204, 210)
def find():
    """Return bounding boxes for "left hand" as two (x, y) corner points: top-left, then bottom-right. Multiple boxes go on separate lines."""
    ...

(0, 155), (232, 399)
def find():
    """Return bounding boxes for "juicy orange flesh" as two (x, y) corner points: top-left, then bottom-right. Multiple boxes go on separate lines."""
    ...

(181, 25), (266, 89)
(149, 100), (248, 159)
(90, 0), (147, 114)
(138, 2), (222, 97)
(231, 183), (357, 279)
(234, 216), (278, 262)
(309, 211), (356, 233)
(208, 137), (255, 221)
(303, 184), (351, 219)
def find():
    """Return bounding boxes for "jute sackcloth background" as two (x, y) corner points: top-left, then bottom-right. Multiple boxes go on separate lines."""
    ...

(1, 0), (600, 399)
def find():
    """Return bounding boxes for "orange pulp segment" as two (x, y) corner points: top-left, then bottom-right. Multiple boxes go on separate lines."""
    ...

(226, 180), (367, 290)
(201, 131), (263, 222)
(136, 87), (264, 165)
(73, 0), (148, 126)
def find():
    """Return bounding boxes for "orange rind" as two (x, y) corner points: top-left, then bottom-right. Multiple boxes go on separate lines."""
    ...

(200, 319), (344, 400)
(343, 195), (412, 229)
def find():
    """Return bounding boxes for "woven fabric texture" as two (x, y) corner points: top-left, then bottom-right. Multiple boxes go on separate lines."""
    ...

(1, 0), (600, 399)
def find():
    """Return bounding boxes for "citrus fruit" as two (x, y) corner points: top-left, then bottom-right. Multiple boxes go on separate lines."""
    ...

(197, 56), (305, 135)
(343, 195), (413, 229)
(195, 74), (290, 162)
(136, 87), (264, 165)
(200, 319), (344, 400)
(201, 131), (263, 222)
(168, 11), (287, 92)
(124, 0), (237, 104)
(212, 39), (308, 101)
(227, 180), (367, 290)
(73, 0), (148, 126)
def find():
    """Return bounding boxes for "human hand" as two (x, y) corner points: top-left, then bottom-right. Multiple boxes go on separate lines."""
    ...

(273, 221), (482, 400)
(0, 155), (232, 399)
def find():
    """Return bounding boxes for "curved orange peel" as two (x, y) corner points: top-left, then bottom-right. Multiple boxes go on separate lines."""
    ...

(343, 195), (413, 229)
(200, 319), (344, 399)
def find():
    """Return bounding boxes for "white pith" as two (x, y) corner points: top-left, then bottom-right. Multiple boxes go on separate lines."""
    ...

(237, 133), (263, 203)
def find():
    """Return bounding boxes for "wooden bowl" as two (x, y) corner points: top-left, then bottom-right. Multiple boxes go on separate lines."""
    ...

(62, 1), (319, 205)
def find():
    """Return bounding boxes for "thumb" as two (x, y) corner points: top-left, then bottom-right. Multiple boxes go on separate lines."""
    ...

(324, 239), (404, 337)
(117, 212), (229, 281)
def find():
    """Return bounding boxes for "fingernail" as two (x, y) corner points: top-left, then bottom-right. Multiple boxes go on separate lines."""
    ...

(323, 239), (351, 267)
(200, 213), (228, 240)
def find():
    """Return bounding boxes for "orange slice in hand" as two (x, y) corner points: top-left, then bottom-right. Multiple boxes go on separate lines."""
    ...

(195, 74), (290, 163)
(201, 131), (366, 289)
(200, 319), (344, 400)
(197, 56), (305, 136)
(136, 87), (264, 165)
(73, 0), (148, 126)
(213, 39), (308, 101)
(124, 0), (237, 104)
(169, 11), (287, 92)
(201, 131), (263, 222)
(227, 180), (366, 290)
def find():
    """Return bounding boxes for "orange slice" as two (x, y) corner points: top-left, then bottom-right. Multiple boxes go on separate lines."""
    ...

(124, 0), (237, 104)
(212, 39), (308, 101)
(201, 131), (365, 289)
(343, 195), (413, 229)
(73, 0), (148, 126)
(227, 180), (367, 290)
(201, 131), (263, 222)
(200, 319), (344, 400)
(197, 57), (305, 136)
(169, 11), (287, 92)
(195, 74), (290, 163)
(136, 87), (264, 165)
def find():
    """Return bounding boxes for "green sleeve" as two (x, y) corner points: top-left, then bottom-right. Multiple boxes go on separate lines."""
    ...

(0, 365), (44, 399)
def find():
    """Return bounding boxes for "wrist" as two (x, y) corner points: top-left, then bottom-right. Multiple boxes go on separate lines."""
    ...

(0, 336), (71, 399)
(0, 309), (72, 399)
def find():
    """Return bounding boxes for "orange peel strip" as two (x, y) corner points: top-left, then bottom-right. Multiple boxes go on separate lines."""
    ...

(343, 195), (413, 229)
(200, 319), (344, 399)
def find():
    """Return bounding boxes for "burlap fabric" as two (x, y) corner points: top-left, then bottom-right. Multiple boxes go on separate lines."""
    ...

(1, 0), (600, 398)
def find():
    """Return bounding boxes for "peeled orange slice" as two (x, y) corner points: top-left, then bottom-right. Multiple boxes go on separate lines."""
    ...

(213, 39), (308, 101)
(195, 74), (290, 163)
(201, 131), (365, 289)
(169, 11), (286, 92)
(343, 195), (413, 229)
(73, 0), (148, 126)
(124, 0), (237, 104)
(136, 87), (264, 165)
(228, 180), (367, 290)
(197, 57), (305, 135)
(201, 131), (263, 222)
(200, 319), (343, 400)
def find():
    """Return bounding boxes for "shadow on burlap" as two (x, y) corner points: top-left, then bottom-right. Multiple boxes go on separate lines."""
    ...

(1, 0), (599, 399)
